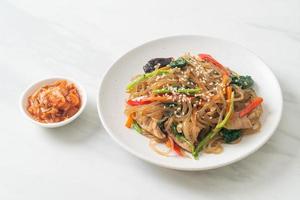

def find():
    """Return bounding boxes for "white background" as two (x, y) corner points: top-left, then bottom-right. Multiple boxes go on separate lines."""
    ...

(0, 0), (299, 199)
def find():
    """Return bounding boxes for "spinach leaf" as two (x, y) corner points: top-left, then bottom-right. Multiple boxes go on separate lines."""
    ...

(231, 75), (254, 89)
(169, 58), (187, 68)
(222, 129), (241, 143)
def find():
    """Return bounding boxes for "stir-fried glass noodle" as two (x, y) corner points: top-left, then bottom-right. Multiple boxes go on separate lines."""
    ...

(125, 53), (263, 159)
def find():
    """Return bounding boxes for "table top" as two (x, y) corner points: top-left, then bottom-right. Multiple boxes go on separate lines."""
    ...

(1, 0), (299, 199)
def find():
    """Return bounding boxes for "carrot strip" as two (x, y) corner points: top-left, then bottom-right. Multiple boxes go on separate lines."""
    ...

(226, 86), (232, 100)
(239, 97), (263, 117)
(199, 54), (229, 76)
(125, 114), (134, 128)
(226, 86), (232, 113)
(222, 75), (229, 86)
(166, 136), (174, 150)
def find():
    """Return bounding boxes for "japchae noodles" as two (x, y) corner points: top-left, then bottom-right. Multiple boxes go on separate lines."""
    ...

(125, 53), (263, 159)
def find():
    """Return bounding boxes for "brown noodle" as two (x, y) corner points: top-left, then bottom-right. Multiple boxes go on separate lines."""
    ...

(125, 53), (263, 156)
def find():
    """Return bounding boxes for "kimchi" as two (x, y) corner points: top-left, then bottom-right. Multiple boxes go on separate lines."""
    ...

(27, 80), (81, 123)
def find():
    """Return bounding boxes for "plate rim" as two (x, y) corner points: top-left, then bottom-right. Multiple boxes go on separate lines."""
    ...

(97, 34), (283, 171)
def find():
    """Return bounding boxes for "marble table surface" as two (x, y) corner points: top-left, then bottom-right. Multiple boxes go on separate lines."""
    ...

(0, 0), (299, 199)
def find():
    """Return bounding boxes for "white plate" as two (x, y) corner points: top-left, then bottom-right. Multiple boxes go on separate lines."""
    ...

(97, 35), (282, 171)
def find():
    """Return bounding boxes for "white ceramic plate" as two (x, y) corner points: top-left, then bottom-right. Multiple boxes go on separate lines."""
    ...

(97, 35), (282, 171)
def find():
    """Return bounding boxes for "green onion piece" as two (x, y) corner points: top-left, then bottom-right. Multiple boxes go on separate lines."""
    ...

(192, 92), (235, 159)
(177, 88), (200, 94)
(216, 92), (235, 129)
(126, 75), (144, 91)
(126, 69), (171, 91)
(153, 87), (200, 95)
(153, 88), (171, 94)
(132, 121), (143, 134)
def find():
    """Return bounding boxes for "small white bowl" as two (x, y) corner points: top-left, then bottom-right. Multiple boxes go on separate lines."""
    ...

(20, 77), (87, 128)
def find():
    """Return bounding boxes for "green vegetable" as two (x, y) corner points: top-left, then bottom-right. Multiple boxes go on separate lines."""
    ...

(231, 75), (254, 89)
(126, 69), (171, 91)
(171, 123), (181, 135)
(132, 121), (143, 134)
(177, 88), (200, 94)
(157, 111), (173, 134)
(222, 129), (241, 143)
(163, 102), (177, 108)
(153, 87), (200, 95)
(157, 117), (168, 134)
(157, 120), (166, 134)
(169, 58), (187, 68)
(171, 123), (194, 151)
(193, 92), (235, 159)
(153, 88), (171, 94)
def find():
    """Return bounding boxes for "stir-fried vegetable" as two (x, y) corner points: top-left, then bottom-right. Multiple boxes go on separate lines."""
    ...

(239, 97), (263, 117)
(132, 121), (143, 134)
(221, 129), (241, 143)
(153, 87), (201, 95)
(163, 102), (177, 108)
(157, 115), (170, 134)
(199, 54), (229, 76)
(216, 93), (235, 129)
(226, 86), (232, 112)
(126, 69), (171, 91)
(169, 57), (187, 68)
(127, 96), (171, 106)
(127, 99), (151, 106)
(231, 75), (254, 89)
(173, 142), (185, 157)
(157, 120), (166, 134)
(125, 53), (264, 159)
(225, 112), (252, 130)
(226, 86), (232, 100)
(143, 57), (173, 73)
(222, 74), (229, 86)
(125, 114), (134, 128)
(193, 92), (235, 159)
(171, 123), (194, 151)
(165, 136), (174, 149)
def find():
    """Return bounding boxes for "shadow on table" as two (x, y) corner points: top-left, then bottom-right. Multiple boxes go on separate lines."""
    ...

(41, 100), (103, 144)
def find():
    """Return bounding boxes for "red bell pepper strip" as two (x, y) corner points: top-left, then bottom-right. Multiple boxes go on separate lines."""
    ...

(127, 99), (152, 106)
(199, 54), (229, 76)
(239, 97), (263, 117)
(173, 142), (184, 157)
(127, 96), (172, 106)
